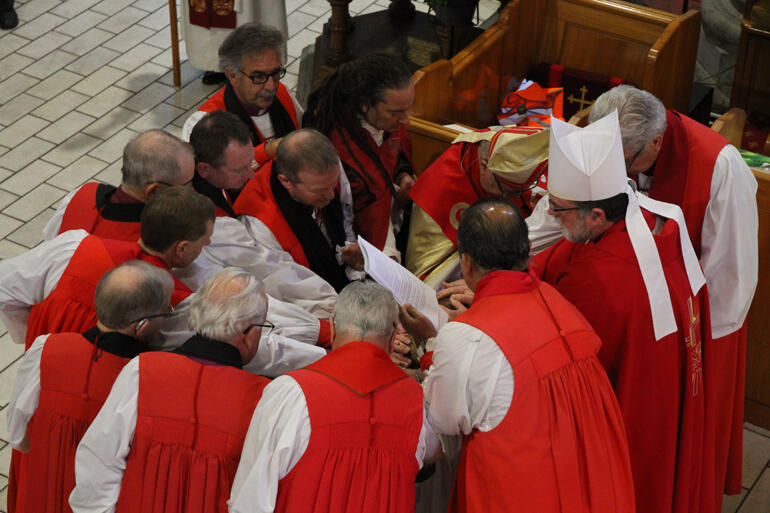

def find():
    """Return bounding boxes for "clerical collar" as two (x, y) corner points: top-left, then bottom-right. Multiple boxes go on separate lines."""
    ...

(360, 118), (384, 147)
(82, 326), (147, 358)
(111, 186), (143, 204)
(174, 334), (243, 369)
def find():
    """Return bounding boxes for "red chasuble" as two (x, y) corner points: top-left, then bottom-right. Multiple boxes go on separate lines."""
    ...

(275, 342), (423, 513)
(531, 215), (716, 513)
(450, 271), (634, 513)
(645, 110), (743, 497)
(25, 236), (192, 349)
(58, 182), (143, 243)
(331, 125), (413, 250)
(14, 333), (132, 513)
(410, 142), (545, 246)
(115, 352), (269, 513)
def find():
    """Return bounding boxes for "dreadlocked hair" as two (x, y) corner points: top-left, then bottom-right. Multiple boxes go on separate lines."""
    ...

(304, 52), (412, 195)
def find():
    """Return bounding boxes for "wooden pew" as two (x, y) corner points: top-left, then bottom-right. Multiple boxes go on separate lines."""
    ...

(411, 0), (701, 130)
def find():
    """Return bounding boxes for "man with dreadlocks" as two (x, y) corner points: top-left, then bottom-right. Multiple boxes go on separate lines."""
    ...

(304, 52), (415, 260)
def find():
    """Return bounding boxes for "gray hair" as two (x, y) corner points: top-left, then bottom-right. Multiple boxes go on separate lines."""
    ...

(275, 128), (339, 182)
(189, 267), (268, 342)
(333, 281), (399, 340)
(121, 129), (194, 191)
(95, 260), (174, 329)
(218, 23), (283, 73)
(588, 85), (667, 154)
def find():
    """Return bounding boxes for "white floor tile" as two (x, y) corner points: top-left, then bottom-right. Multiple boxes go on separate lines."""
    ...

(0, 191), (19, 212)
(128, 102), (185, 132)
(15, 31), (72, 60)
(11, 12), (66, 40)
(165, 79), (218, 111)
(0, 54), (34, 83)
(47, 154), (108, 190)
(42, 132), (103, 168)
(93, 159), (122, 186)
(158, 60), (204, 88)
(0, 239), (30, 260)
(0, 169), (11, 183)
(55, 9), (109, 38)
(0, 115), (49, 148)
(88, 127), (138, 163)
(99, 6), (151, 34)
(6, 208), (56, 249)
(163, 123), (182, 139)
(49, 0), (101, 18)
(76, 85), (134, 118)
(121, 81), (175, 113)
(0, 73), (40, 105)
(26, 69), (83, 101)
(110, 43), (163, 72)
(288, 10), (318, 37)
(298, 0), (330, 17)
(23, 50), (79, 80)
(133, 0), (169, 13)
(739, 467), (770, 513)
(2, 183), (64, 222)
(0, 159), (62, 196)
(138, 6), (172, 31)
(32, 90), (90, 122)
(82, 106), (142, 139)
(287, 28), (320, 59)
(143, 25), (172, 50)
(71, 66), (126, 96)
(0, 214), (23, 240)
(91, 0), (135, 16)
(59, 27), (114, 57)
(36, 111), (96, 145)
(103, 24), (155, 53)
(0, 335), (23, 383)
(286, 0), (306, 14)
(115, 62), (169, 92)
(743, 429), (770, 488)
(0, 97), (46, 131)
(65, 46), (121, 76)
(723, 488), (748, 513)
(16, 0), (58, 21)
(0, 33), (30, 61)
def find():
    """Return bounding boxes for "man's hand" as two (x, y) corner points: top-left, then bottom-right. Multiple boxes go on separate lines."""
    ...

(441, 293), (472, 322)
(390, 329), (412, 368)
(340, 243), (364, 270)
(265, 137), (282, 158)
(399, 303), (437, 342)
(436, 279), (472, 302)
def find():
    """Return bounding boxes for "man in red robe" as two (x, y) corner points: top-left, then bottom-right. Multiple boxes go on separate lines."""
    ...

(43, 129), (195, 243)
(182, 23), (302, 167)
(69, 268), (272, 512)
(304, 52), (415, 258)
(7, 261), (174, 513)
(589, 85), (758, 500)
(406, 126), (549, 286)
(530, 113), (716, 513)
(230, 280), (440, 513)
(400, 197), (635, 513)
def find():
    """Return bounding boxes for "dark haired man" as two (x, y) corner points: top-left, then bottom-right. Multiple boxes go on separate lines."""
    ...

(234, 129), (363, 295)
(305, 52), (415, 257)
(183, 23), (302, 167)
(400, 197), (635, 513)
(530, 114), (718, 513)
(7, 261), (173, 513)
(0, 186), (213, 350)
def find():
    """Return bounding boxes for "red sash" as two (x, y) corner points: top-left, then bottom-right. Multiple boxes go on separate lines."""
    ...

(187, 0), (235, 29)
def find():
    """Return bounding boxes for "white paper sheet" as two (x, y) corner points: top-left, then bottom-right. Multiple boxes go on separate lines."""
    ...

(358, 236), (448, 331)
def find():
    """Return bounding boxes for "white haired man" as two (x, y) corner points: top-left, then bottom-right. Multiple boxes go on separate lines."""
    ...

(6, 261), (173, 513)
(69, 268), (272, 512)
(230, 281), (440, 513)
(588, 85), (758, 501)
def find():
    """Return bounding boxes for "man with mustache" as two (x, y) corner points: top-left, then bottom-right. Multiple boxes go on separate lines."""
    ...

(182, 23), (302, 168)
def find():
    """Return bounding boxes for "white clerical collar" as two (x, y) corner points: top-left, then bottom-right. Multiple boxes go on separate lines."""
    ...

(360, 118), (384, 147)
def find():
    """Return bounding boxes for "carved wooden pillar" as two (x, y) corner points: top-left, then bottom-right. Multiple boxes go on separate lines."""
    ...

(327, 0), (352, 65)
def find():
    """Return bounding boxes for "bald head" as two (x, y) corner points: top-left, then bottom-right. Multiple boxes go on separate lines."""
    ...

(95, 260), (174, 330)
(189, 267), (268, 344)
(457, 198), (529, 273)
(121, 129), (195, 198)
(275, 128), (339, 182)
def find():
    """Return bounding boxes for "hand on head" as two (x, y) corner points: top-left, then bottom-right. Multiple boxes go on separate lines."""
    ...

(341, 243), (364, 270)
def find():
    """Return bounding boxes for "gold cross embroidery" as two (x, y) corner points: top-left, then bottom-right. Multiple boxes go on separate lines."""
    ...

(685, 296), (703, 396)
(567, 86), (594, 110)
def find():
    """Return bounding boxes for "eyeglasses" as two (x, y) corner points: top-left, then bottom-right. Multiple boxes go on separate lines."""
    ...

(130, 304), (176, 325)
(243, 320), (275, 336)
(550, 205), (581, 213)
(238, 67), (286, 85)
(625, 144), (646, 171)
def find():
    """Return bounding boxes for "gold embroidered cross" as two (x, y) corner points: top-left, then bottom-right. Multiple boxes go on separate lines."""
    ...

(567, 86), (594, 110)
(685, 296), (703, 396)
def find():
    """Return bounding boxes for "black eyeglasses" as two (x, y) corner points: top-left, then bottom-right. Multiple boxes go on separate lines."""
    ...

(238, 67), (286, 85)
(243, 320), (275, 336)
(550, 205), (581, 213)
(625, 144), (646, 171)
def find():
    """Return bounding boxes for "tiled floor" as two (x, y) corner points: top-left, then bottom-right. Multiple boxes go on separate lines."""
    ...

(0, 0), (768, 511)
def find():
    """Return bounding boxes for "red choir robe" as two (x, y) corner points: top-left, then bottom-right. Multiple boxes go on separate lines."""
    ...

(115, 341), (269, 513)
(57, 182), (143, 242)
(275, 342), (423, 513)
(450, 270), (635, 513)
(14, 330), (146, 513)
(531, 213), (716, 513)
(645, 110), (743, 497)
(330, 125), (413, 250)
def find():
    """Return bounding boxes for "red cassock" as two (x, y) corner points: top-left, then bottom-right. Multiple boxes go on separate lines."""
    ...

(275, 341), (423, 513)
(24, 236), (191, 349)
(114, 352), (269, 513)
(57, 183), (143, 242)
(450, 270), (635, 513)
(14, 333), (133, 513)
(646, 110), (743, 498)
(531, 214), (716, 513)
(330, 125), (413, 250)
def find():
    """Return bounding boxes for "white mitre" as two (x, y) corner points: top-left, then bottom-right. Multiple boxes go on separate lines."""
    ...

(548, 111), (706, 341)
